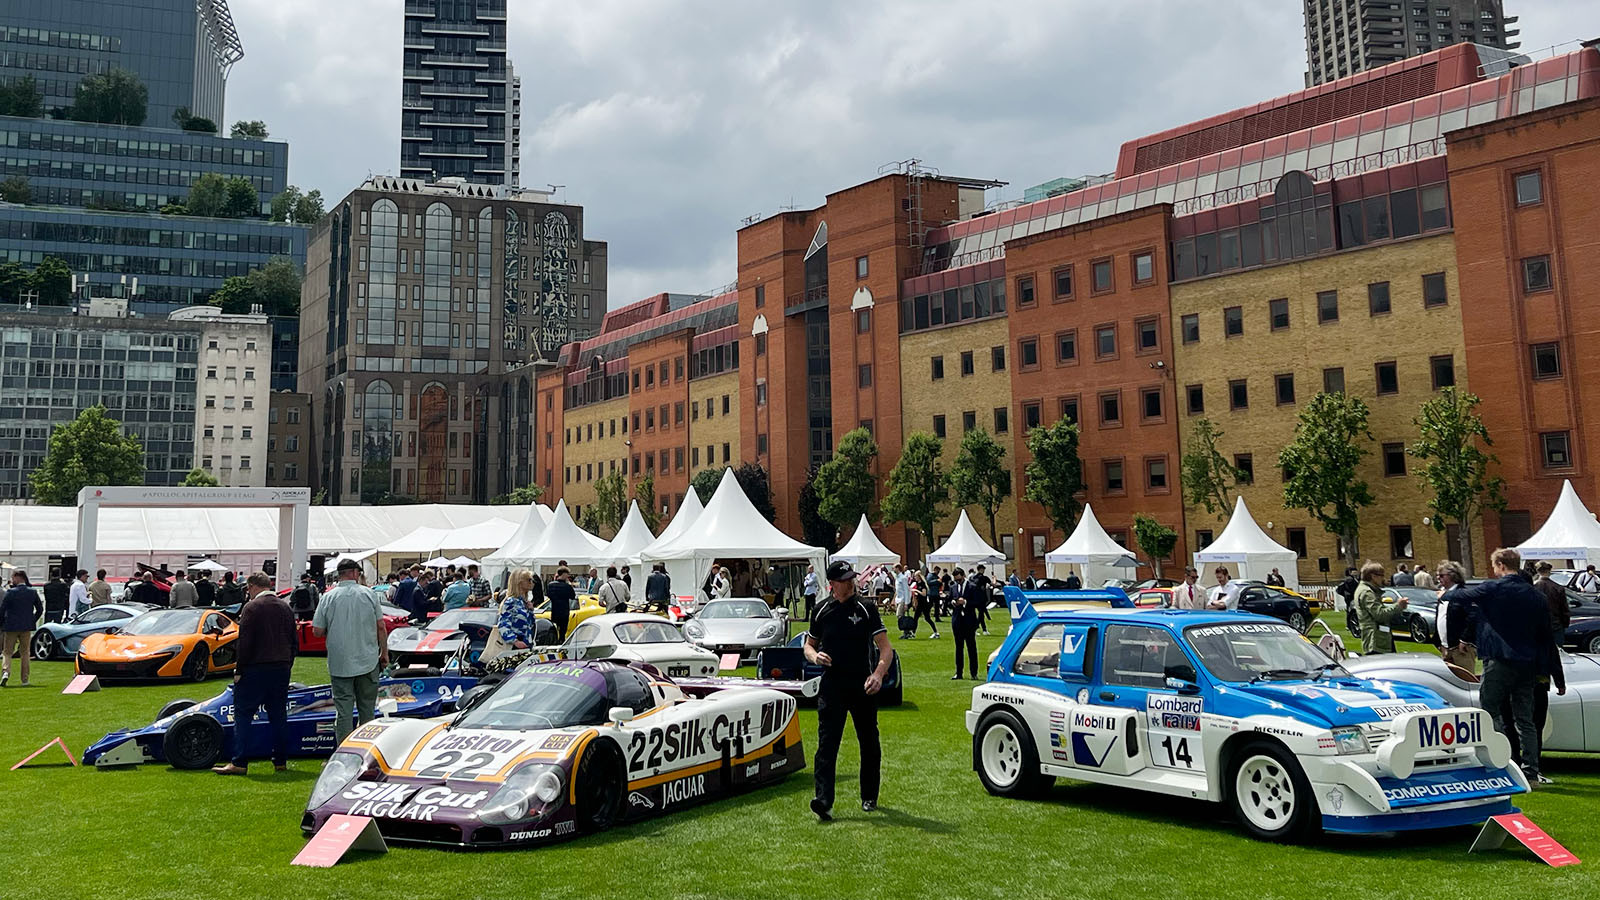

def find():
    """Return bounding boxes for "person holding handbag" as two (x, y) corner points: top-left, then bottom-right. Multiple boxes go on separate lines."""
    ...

(481, 569), (537, 665)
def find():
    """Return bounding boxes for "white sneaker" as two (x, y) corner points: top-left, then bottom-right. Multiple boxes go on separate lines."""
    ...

(1, 671), (7, 687)
(930, 632), (940, 639)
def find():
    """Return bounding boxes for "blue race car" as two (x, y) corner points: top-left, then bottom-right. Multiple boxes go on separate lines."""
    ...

(84, 675), (479, 770)
(31, 603), (155, 660)
(966, 587), (1527, 842)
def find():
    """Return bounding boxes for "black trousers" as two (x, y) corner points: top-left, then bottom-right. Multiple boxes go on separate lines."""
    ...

(231, 663), (291, 768)
(813, 682), (880, 809)
(954, 626), (979, 677)
(550, 609), (569, 643)
(918, 604), (938, 632)
(804, 594), (817, 621)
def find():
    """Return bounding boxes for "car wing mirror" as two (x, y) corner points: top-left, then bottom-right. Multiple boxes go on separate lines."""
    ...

(1164, 676), (1201, 695)
(608, 706), (635, 726)
(377, 698), (400, 718)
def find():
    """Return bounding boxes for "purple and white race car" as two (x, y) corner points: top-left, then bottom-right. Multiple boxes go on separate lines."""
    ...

(301, 658), (805, 848)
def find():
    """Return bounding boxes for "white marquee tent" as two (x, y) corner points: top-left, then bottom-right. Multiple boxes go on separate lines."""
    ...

(641, 468), (826, 605)
(481, 500), (608, 581)
(1044, 504), (1134, 584)
(831, 514), (899, 566)
(1193, 497), (1299, 588)
(1516, 479), (1600, 565)
(636, 490), (704, 605)
(601, 501), (656, 567)
(927, 510), (1006, 575)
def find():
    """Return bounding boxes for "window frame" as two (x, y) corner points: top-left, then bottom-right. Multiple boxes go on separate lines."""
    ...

(1016, 275), (1037, 308)
(1052, 266), (1074, 302)
(1140, 386), (1164, 423)
(1134, 317), (1160, 354)
(1102, 457), (1126, 495)
(1422, 272), (1449, 308)
(1268, 298), (1290, 331)
(1522, 255), (1552, 294)
(1429, 354), (1455, 390)
(1541, 431), (1572, 470)
(1181, 313), (1200, 345)
(1374, 360), (1399, 396)
(1018, 338), (1040, 372)
(1090, 258), (1114, 294)
(1131, 250), (1156, 285)
(1094, 323), (1118, 361)
(1185, 383), (1205, 415)
(1513, 169), (1542, 206)
(1317, 290), (1339, 324)
(1098, 390), (1123, 428)
(1367, 281), (1392, 317)
(1223, 306), (1244, 338)
(1274, 372), (1296, 406)
(1055, 329), (1078, 366)
(1228, 378), (1249, 411)
(1530, 342), (1562, 380)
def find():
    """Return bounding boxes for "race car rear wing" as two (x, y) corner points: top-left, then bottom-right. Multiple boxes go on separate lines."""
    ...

(672, 674), (822, 700)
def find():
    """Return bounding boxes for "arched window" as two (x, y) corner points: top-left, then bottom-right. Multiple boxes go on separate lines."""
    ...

(1260, 170), (1333, 262)
(360, 380), (394, 504)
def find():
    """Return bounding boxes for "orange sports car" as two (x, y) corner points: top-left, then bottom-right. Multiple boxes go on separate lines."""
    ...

(76, 607), (238, 682)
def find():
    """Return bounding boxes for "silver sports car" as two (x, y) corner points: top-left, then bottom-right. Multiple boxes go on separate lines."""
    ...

(681, 599), (788, 662)
(32, 603), (154, 660)
(1344, 652), (1600, 753)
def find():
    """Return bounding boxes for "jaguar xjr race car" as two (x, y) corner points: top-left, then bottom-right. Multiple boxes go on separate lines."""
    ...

(303, 659), (804, 848)
(969, 598), (1527, 842)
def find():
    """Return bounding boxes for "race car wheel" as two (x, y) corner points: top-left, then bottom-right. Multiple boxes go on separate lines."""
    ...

(574, 741), (625, 833)
(1587, 633), (1600, 655)
(1345, 610), (1360, 637)
(1409, 615), (1432, 644)
(156, 699), (198, 720)
(1227, 741), (1317, 843)
(163, 714), (225, 770)
(30, 630), (55, 661)
(974, 710), (1052, 798)
(183, 646), (211, 682)
(1287, 612), (1307, 633)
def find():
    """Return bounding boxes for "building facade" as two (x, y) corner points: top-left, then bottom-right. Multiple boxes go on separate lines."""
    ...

(266, 391), (310, 487)
(300, 176), (606, 505)
(1302, 2), (1518, 87)
(400, 0), (520, 186)
(170, 305), (271, 487)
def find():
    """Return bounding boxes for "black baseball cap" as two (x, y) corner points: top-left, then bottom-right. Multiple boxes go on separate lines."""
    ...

(825, 560), (857, 583)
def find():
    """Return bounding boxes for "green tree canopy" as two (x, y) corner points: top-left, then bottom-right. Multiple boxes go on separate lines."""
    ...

(224, 176), (258, 217)
(634, 475), (660, 531)
(579, 470), (628, 538)
(208, 257), (302, 316)
(732, 462), (776, 522)
(689, 468), (722, 505)
(1133, 514), (1179, 579)
(1023, 418), (1085, 540)
(950, 427), (1012, 545)
(230, 119), (269, 140)
(269, 186), (325, 224)
(0, 261), (29, 302)
(814, 427), (878, 531)
(69, 68), (147, 125)
(880, 432), (950, 558)
(1181, 417), (1243, 521)
(181, 467), (220, 487)
(29, 407), (144, 504)
(490, 484), (545, 506)
(0, 76), (43, 117)
(0, 176), (28, 204)
(1278, 392), (1375, 569)
(186, 173), (229, 217)
(1409, 388), (1505, 576)
(30, 256), (71, 306)
(797, 465), (837, 552)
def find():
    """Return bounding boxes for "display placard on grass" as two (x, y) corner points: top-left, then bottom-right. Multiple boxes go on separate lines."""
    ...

(292, 815), (388, 868)
(1469, 813), (1579, 866)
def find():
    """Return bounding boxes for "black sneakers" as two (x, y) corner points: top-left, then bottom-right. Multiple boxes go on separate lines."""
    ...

(861, 800), (877, 812)
(810, 798), (832, 821)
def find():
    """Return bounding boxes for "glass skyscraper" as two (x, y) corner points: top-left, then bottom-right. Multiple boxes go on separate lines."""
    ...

(400, 0), (521, 186)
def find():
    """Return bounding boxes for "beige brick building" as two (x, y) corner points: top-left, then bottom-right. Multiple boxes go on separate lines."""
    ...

(688, 372), (740, 474)
(559, 396), (629, 530)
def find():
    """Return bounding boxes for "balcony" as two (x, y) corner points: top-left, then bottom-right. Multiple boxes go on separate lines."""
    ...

(403, 38), (435, 51)
(418, 147), (489, 159)
(421, 84), (489, 98)
(422, 52), (490, 68)
(475, 41), (507, 52)
(402, 67), (433, 81)
(419, 113), (488, 128)
(420, 21), (490, 36)
(403, 1), (435, 16)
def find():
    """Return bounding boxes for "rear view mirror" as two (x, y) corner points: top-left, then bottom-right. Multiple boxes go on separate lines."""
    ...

(608, 706), (634, 726)
(376, 698), (400, 717)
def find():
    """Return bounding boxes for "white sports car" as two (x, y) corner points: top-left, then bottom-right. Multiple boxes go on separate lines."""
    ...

(1343, 652), (1600, 753)
(560, 613), (721, 679)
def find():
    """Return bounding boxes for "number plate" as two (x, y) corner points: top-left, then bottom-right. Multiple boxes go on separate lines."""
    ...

(668, 665), (690, 677)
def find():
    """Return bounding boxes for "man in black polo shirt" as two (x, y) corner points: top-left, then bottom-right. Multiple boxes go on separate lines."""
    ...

(805, 560), (892, 821)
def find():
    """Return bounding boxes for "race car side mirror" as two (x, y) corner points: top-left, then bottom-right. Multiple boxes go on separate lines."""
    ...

(377, 698), (400, 718)
(608, 707), (635, 726)
(1164, 676), (1201, 695)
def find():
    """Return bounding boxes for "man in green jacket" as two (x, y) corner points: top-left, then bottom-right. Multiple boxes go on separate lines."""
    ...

(1355, 561), (1408, 654)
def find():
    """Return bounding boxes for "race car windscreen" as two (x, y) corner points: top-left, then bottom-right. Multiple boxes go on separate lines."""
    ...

(1184, 622), (1338, 682)
(454, 662), (610, 730)
(697, 600), (770, 619)
(119, 609), (204, 635)
(426, 609), (475, 631)
(613, 621), (686, 644)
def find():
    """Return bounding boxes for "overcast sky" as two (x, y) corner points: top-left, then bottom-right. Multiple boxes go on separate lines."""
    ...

(225, 0), (1593, 306)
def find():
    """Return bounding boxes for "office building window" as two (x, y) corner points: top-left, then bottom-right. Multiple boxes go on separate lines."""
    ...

(1017, 276), (1036, 307)
(1133, 251), (1154, 284)
(931, 356), (944, 380)
(858, 364), (873, 388)
(1136, 318), (1158, 352)
(1422, 272), (1448, 307)
(962, 410), (977, 433)
(1141, 387), (1162, 421)
(991, 345), (1006, 372)
(1514, 170), (1542, 206)
(755, 285), (765, 307)
(1522, 256), (1552, 293)
(1092, 258), (1113, 293)
(1181, 313), (1200, 344)
(1023, 401), (1041, 430)
(1531, 343), (1561, 379)
(1391, 525), (1414, 560)
(1275, 373), (1295, 405)
(1146, 457), (1168, 490)
(1223, 306), (1243, 337)
(1286, 527), (1307, 558)
(1382, 442), (1407, 477)
(1375, 361), (1399, 395)
(1055, 330), (1077, 364)
(1059, 397), (1079, 425)
(1269, 298), (1289, 330)
(1103, 459), (1125, 493)
(1100, 391), (1121, 426)
(1541, 431), (1571, 468)
(1323, 367), (1345, 394)
(1368, 282), (1391, 316)
(1186, 384), (1204, 414)
(1054, 267), (1073, 301)
(856, 309), (871, 334)
(961, 350), (975, 375)
(1228, 379), (1248, 410)
(1234, 453), (1254, 484)
(932, 414), (946, 438)
(856, 255), (869, 278)
(1095, 325), (1117, 359)
(1430, 355), (1455, 390)
(1019, 338), (1039, 370)
(994, 407), (1009, 433)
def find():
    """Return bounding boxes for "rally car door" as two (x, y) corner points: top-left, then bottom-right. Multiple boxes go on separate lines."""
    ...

(1088, 623), (1206, 779)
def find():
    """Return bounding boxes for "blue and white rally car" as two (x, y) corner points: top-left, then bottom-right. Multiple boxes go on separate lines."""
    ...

(968, 594), (1527, 842)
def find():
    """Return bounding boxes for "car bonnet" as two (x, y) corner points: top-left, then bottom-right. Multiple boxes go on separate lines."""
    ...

(1210, 677), (1448, 728)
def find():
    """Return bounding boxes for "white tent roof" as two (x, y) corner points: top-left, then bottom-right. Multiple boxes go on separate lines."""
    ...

(1195, 497), (1294, 560)
(641, 469), (826, 566)
(1045, 504), (1130, 563)
(601, 501), (656, 566)
(927, 510), (1005, 565)
(638, 488), (704, 558)
(832, 514), (900, 566)
(423, 555), (453, 568)
(488, 499), (609, 568)
(1517, 480), (1600, 561)
(482, 502), (554, 566)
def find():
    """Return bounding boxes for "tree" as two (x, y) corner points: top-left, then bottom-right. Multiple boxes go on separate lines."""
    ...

(490, 484), (544, 505)
(0, 76), (43, 117)
(950, 428), (1012, 545)
(814, 427), (877, 531)
(732, 462), (777, 522)
(634, 475), (660, 531)
(689, 468), (721, 505)
(230, 119), (269, 140)
(223, 176), (259, 217)
(1181, 417), (1243, 521)
(881, 432), (950, 559)
(181, 468), (220, 487)
(68, 69), (147, 125)
(1409, 388), (1505, 576)
(579, 471), (628, 537)
(30, 256), (71, 306)
(186, 173), (229, 217)
(1023, 418), (1085, 540)
(208, 257), (302, 316)
(171, 106), (216, 132)
(28, 407), (144, 505)
(0, 176), (29, 203)
(269, 186), (324, 224)
(0, 261), (28, 302)
(1133, 514), (1178, 579)
(1278, 392), (1375, 570)
(797, 465), (836, 552)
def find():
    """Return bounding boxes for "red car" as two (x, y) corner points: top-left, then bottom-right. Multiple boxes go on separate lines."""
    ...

(269, 589), (411, 654)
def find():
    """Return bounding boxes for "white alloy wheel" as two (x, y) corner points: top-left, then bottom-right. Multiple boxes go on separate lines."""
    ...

(980, 720), (1024, 790)
(1234, 754), (1297, 833)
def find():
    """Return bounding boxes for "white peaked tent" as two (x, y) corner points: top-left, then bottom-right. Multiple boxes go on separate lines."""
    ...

(641, 468), (826, 605)
(1044, 504), (1134, 584)
(927, 510), (1006, 575)
(501, 499), (610, 571)
(481, 502), (556, 584)
(1517, 479), (1600, 565)
(636, 490), (704, 604)
(601, 501), (657, 566)
(1194, 497), (1299, 588)
(832, 514), (900, 566)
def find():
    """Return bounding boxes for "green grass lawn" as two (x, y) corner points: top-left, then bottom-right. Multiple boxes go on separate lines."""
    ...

(2, 614), (1595, 900)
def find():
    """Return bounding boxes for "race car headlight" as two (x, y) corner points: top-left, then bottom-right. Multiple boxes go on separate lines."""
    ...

(307, 752), (364, 810)
(155, 644), (184, 656)
(755, 622), (780, 640)
(683, 622), (704, 639)
(1331, 726), (1368, 755)
(480, 764), (565, 825)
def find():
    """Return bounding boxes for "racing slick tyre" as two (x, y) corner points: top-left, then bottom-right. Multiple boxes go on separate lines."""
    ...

(974, 709), (1053, 798)
(163, 714), (225, 769)
(183, 646), (211, 683)
(1287, 611), (1307, 633)
(573, 741), (625, 833)
(30, 630), (55, 661)
(1226, 740), (1318, 843)
(156, 699), (198, 720)
(1589, 633), (1600, 655)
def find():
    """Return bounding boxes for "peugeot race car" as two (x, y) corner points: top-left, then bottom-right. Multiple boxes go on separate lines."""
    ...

(302, 659), (805, 847)
(968, 600), (1527, 842)
(83, 675), (478, 769)
(76, 607), (239, 681)
(31, 603), (154, 660)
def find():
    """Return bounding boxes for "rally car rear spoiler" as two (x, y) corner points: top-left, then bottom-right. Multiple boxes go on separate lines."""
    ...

(1003, 585), (1136, 622)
